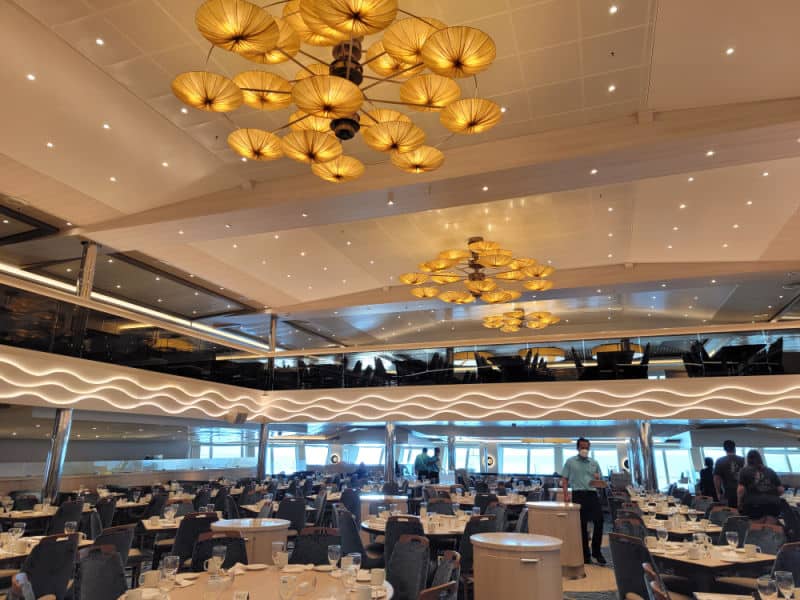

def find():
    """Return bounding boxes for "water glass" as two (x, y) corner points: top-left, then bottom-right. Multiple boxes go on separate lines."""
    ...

(656, 527), (668, 548)
(726, 531), (739, 551)
(157, 569), (176, 596)
(342, 566), (357, 592)
(64, 521), (78, 535)
(279, 575), (297, 600)
(759, 575), (779, 600)
(775, 570), (795, 599)
(347, 552), (361, 572)
(162, 554), (180, 578)
(12, 523), (25, 538)
(211, 544), (227, 569)
(327, 544), (341, 570)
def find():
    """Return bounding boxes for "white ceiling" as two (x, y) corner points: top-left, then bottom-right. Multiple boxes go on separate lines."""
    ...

(1, 0), (800, 347)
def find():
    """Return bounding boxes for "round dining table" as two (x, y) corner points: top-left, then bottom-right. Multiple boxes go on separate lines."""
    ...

(151, 567), (394, 600)
(361, 516), (467, 540)
(211, 518), (291, 565)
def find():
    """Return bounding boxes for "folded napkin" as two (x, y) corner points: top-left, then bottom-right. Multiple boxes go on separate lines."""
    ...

(228, 562), (248, 575)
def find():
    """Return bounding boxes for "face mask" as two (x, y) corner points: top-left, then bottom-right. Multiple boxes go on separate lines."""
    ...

(579, 449), (589, 458)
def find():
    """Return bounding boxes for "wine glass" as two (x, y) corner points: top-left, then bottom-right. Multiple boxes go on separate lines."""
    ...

(759, 575), (779, 600)
(726, 531), (739, 553)
(656, 527), (668, 549)
(211, 545), (227, 572)
(132, 490), (141, 503)
(327, 544), (341, 572)
(12, 523), (25, 539)
(775, 571), (795, 599)
(163, 554), (180, 578)
(279, 575), (297, 600)
(63, 521), (78, 535)
(158, 569), (176, 598)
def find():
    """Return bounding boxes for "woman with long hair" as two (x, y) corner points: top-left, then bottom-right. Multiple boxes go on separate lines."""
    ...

(737, 449), (784, 521)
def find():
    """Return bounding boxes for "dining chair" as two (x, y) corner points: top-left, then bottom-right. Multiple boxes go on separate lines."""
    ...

(12, 495), (37, 511)
(94, 525), (134, 566)
(288, 527), (341, 565)
(514, 507), (529, 533)
(257, 502), (273, 518)
(213, 487), (230, 513)
(691, 495), (714, 514)
(431, 549), (461, 593)
(192, 489), (212, 512)
(275, 497), (308, 538)
(709, 505), (738, 526)
(608, 533), (691, 600)
(614, 517), (647, 541)
(642, 562), (672, 600)
(427, 498), (455, 516)
(21, 533), (79, 600)
(75, 545), (127, 600)
(311, 490), (328, 527)
(382, 481), (399, 495)
(223, 495), (240, 520)
(386, 534), (430, 600)
(95, 497), (116, 530)
(48, 501), (83, 535)
(418, 581), (457, 600)
(384, 515), (424, 567)
(190, 531), (248, 571)
(340, 489), (360, 519)
(458, 515), (496, 600)
(746, 522), (786, 555)
(473, 493), (496, 515)
(154, 511), (218, 570)
(335, 507), (384, 568)
(717, 515), (750, 546)
(484, 503), (508, 532)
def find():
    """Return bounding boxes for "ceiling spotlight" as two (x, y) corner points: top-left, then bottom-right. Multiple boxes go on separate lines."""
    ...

(387, 199), (395, 206)
(722, 243), (728, 248)
(672, 226), (679, 231)
(607, 232), (613, 237)
(107, 258), (113, 263)
(180, 107), (189, 114)
(705, 150), (715, 157)
(607, 253), (613, 258)
(66, 268), (72, 273)
(274, 234), (280, 239)
(102, 123), (110, 129)
(178, 230), (184, 235)
(607, 84), (616, 93)
(661, 283), (667, 287)
(45, 142), (54, 148)
(301, 212), (308, 217)
(66, 222), (73, 226)
(762, 171), (769, 177)
(225, 223), (231, 229)
(232, 243), (238, 248)
(687, 177), (694, 182)
(95, 38), (105, 46)
(1, 219), (7, 224)
(346, 241), (352, 246)
(590, 168), (598, 175)
(607, 207), (613, 212)
(157, 298), (162, 303)
(109, 176), (117, 182)
(609, 4), (619, 14)
(241, 157), (247, 162)
(596, 289), (602, 293)
(115, 284), (121, 289)
(26, 73), (36, 81)
(300, 251), (306, 256)
(161, 161), (169, 167)
(725, 47), (735, 56)
(711, 279), (717, 283)
(733, 223), (739, 229)
(482, 186), (489, 191)
(667, 245), (673, 249)
(500, 106), (507, 113)
(746, 200), (753, 205)
(679, 203), (686, 209)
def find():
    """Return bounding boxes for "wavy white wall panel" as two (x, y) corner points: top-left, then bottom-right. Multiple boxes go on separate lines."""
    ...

(0, 345), (262, 419)
(5, 345), (800, 422)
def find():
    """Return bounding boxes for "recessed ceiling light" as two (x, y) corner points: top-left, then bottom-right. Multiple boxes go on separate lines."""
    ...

(762, 171), (769, 177)
(180, 107), (189, 114)
(66, 221), (73, 226)
(194, 291), (199, 296)
(596, 289), (602, 293)
(178, 230), (184, 235)
(155, 276), (160, 281)
(232, 243), (238, 248)
(241, 157), (247, 162)
(482, 185), (488, 191)
(661, 283), (667, 287)
(323, 266), (328, 271)
(287, 274), (292, 278)
(733, 223), (739, 229)
(679, 203), (686, 209)
(1, 219), (7, 225)
(607, 207), (613, 212)
(225, 223), (231, 229)
(161, 161), (169, 167)
(607, 253), (613, 258)
(667, 244), (673, 249)
(301, 212), (308, 217)
(300, 251), (306, 256)
(66, 268), (72, 273)
(768, 305), (773, 309)
(722, 243), (728, 248)
(346, 240), (352, 246)
(607, 232), (613, 237)
(26, 72), (38, 82)
(102, 123), (110, 129)
(369, 259), (374, 264)
(672, 226), (679, 231)
(45, 142), (54, 148)
(274, 234), (280, 239)
(107, 258), (113, 263)
(500, 106), (507, 113)
(725, 47), (735, 56)
(746, 200), (753, 205)
(192, 310), (197, 315)
(687, 177), (694, 182)
(590, 168), (598, 175)
(387, 199), (395, 206)
(705, 150), (715, 157)
(115, 284), (121, 289)
(607, 84), (616, 93)
(109, 176), (117, 182)
(609, 4), (618, 14)
(261, 259), (266, 264)
(711, 279), (717, 283)
(157, 298), (162, 303)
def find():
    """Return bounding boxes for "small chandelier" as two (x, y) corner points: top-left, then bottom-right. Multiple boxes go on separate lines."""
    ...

(483, 309), (560, 333)
(171, 0), (504, 183)
(398, 236), (555, 304)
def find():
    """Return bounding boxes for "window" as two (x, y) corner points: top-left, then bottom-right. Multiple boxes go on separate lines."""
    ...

(529, 448), (555, 474)
(355, 446), (384, 465)
(305, 445), (329, 465)
(788, 453), (800, 472)
(592, 449), (620, 476)
(271, 446), (297, 474)
(500, 447), (528, 473)
(212, 445), (243, 459)
(663, 449), (694, 484)
(455, 446), (480, 472)
(199, 445), (211, 459)
(765, 452), (789, 472)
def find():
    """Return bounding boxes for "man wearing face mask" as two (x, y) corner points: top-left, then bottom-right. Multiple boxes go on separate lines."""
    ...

(561, 437), (605, 565)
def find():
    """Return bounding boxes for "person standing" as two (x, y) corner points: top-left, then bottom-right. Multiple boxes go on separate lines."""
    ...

(429, 448), (441, 483)
(561, 437), (606, 565)
(714, 440), (745, 507)
(698, 457), (718, 501)
(414, 447), (429, 480)
(738, 450), (784, 521)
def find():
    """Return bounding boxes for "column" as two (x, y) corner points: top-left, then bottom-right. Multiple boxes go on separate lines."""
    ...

(628, 435), (644, 487)
(447, 435), (456, 472)
(637, 420), (657, 492)
(267, 314), (277, 389)
(42, 409), (73, 504)
(256, 422), (269, 481)
(76, 241), (98, 299)
(384, 423), (396, 483)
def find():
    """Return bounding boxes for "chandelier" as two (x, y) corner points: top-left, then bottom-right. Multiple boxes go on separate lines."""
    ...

(398, 236), (556, 304)
(483, 309), (560, 333)
(171, 0), (503, 183)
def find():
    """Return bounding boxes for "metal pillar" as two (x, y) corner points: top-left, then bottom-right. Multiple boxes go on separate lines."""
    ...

(256, 422), (269, 481)
(76, 241), (98, 299)
(267, 314), (277, 389)
(384, 423), (396, 483)
(68, 242), (98, 357)
(42, 409), (73, 504)
(447, 435), (456, 472)
(637, 420), (657, 491)
(628, 434), (644, 487)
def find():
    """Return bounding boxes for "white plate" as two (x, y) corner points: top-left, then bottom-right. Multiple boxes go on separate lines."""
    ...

(357, 570), (371, 582)
(314, 565), (334, 572)
(177, 573), (200, 581)
(245, 563), (268, 571)
(282, 565), (306, 573)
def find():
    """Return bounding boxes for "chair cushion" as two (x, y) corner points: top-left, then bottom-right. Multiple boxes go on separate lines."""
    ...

(155, 538), (175, 548)
(715, 576), (758, 590)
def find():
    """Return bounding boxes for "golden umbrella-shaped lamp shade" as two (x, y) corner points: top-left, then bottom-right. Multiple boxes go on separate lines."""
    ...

(196, 0), (280, 54)
(400, 74), (461, 112)
(508, 257), (536, 270)
(477, 253), (514, 267)
(495, 270), (525, 281)
(481, 289), (521, 303)
(421, 26), (496, 78)
(500, 325), (521, 333)
(297, 0), (350, 43)
(383, 16), (446, 65)
(295, 63), (330, 81)
(315, 0), (398, 37)
(438, 249), (471, 260)
(523, 265), (555, 278)
(360, 108), (411, 130)
(289, 110), (332, 133)
(391, 145), (444, 173)
(465, 279), (497, 293)
(227, 128), (283, 160)
(311, 155), (365, 182)
(241, 17), (300, 64)
(400, 272), (429, 285)
(525, 321), (545, 330)
(438, 290), (475, 304)
(292, 75), (364, 118)
(423, 258), (454, 271)
(503, 310), (524, 319)
(483, 320), (503, 329)
(365, 41), (423, 78)
(453, 350), (493, 361)
(363, 120), (425, 153)
(281, 130), (343, 164)
(283, 0), (341, 46)
(233, 71), (293, 110)
(411, 287), (439, 299)
(467, 239), (499, 254)
(430, 272), (461, 284)
(171, 71), (243, 112)
(440, 98), (503, 134)
(523, 279), (554, 292)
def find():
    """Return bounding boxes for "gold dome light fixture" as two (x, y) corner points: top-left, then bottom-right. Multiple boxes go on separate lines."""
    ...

(173, 0), (502, 183)
(398, 236), (557, 305)
(483, 310), (561, 333)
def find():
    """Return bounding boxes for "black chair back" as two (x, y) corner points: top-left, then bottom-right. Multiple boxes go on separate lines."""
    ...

(289, 527), (341, 565)
(614, 518), (647, 540)
(193, 489), (212, 511)
(276, 498), (308, 534)
(457, 515), (495, 573)
(171, 512), (219, 561)
(340, 488), (360, 517)
(774, 542), (800, 580)
(312, 490), (328, 527)
(718, 515), (750, 546)
(514, 507), (529, 533)
(608, 533), (652, 600)
(213, 487), (229, 512)
(94, 525), (134, 565)
(76, 545), (127, 600)
(484, 503), (507, 532)
(142, 494), (167, 519)
(474, 493), (497, 515)
(431, 549), (461, 590)
(49, 501), (83, 535)
(386, 535), (430, 600)
(427, 498), (454, 516)
(335, 508), (370, 564)
(224, 495), (240, 519)
(95, 497), (116, 530)
(384, 516), (424, 567)
(13, 495), (37, 511)
(21, 533), (79, 600)
(191, 531), (248, 571)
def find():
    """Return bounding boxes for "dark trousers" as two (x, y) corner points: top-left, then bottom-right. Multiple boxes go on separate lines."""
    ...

(573, 490), (603, 559)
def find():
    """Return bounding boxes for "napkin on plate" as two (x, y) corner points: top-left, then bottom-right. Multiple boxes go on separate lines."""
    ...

(228, 562), (248, 575)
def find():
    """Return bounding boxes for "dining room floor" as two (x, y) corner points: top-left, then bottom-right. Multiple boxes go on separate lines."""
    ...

(562, 536), (617, 599)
